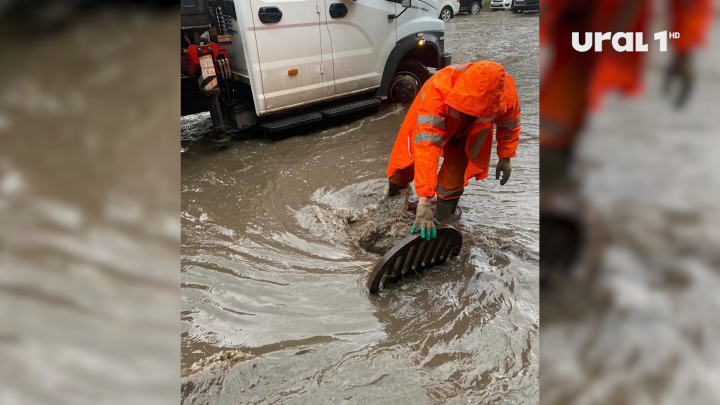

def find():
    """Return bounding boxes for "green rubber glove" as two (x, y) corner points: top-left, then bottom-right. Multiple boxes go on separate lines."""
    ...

(410, 202), (437, 241)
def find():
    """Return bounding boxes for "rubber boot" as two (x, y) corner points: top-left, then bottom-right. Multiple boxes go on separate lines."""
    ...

(435, 198), (459, 223)
(388, 181), (403, 197)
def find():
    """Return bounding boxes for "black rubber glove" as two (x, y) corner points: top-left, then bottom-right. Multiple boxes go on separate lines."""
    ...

(411, 202), (437, 241)
(496, 158), (512, 186)
(664, 52), (694, 109)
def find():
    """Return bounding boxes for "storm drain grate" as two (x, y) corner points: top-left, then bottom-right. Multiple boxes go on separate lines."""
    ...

(367, 226), (463, 293)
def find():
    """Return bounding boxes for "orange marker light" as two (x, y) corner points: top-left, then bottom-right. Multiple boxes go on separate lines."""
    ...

(288, 69), (299, 76)
(418, 39), (425, 46)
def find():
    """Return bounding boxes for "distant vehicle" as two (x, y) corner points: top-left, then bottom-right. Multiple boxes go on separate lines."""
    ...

(435, 0), (460, 21)
(459, 0), (483, 15)
(490, 0), (512, 11)
(511, 0), (539, 12)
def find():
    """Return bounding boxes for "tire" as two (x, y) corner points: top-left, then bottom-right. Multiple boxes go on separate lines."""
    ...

(389, 60), (431, 104)
(512, 8), (522, 13)
(470, 1), (481, 14)
(440, 6), (453, 21)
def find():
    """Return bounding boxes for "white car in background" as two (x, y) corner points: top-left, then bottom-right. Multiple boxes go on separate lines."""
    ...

(491, 0), (512, 10)
(435, 0), (460, 21)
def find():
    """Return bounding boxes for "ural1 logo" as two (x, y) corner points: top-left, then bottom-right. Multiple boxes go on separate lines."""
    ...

(572, 31), (680, 52)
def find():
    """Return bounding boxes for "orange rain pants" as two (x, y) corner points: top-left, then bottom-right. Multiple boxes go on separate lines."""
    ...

(539, 0), (712, 148)
(387, 61), (521, 200)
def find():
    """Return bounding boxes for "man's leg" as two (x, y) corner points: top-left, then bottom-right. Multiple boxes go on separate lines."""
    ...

(436, 139), (470, 222)
(388, 165), (415, 197)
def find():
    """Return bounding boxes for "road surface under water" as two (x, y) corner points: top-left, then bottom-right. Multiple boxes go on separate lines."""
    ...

(181, 12), (539, 404)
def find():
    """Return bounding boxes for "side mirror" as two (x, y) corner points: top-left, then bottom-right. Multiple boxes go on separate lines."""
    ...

(388, 0), (411, 19)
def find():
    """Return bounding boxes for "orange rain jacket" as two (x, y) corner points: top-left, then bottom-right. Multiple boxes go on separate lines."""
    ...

(387, 61), (521, 198)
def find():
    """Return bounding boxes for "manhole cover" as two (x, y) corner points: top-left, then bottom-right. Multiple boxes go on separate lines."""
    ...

(367, 226), (463, 293)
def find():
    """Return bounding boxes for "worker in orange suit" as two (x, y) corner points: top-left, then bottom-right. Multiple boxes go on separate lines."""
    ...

(386, 61), (521, 241)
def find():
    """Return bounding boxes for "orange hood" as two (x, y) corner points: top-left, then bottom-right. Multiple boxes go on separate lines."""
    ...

(444, 61), (507, 119)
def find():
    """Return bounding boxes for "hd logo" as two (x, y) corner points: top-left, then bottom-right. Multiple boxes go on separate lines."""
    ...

(572, 31), (680, 52)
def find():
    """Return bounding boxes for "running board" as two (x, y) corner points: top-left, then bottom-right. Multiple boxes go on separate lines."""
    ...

(259, 111), (322, 133)
(318, 97), (381, 118)
(259, 97), (380, 133)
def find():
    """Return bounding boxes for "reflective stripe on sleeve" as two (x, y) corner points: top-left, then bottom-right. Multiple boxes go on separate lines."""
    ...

(450, 64), (468, 71)
(498, 116), (520, 129)
(417, 115), (445, 129)
(414, 132), (444, 146)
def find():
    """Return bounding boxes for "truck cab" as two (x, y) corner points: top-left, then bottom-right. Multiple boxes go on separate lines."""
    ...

(181, 0), (451, 136)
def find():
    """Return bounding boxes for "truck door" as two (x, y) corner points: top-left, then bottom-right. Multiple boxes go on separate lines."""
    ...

(324, 0), (397, 95)
(249, 0), (325, 111)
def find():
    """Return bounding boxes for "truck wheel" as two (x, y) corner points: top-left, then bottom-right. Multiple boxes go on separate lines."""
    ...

(440, 6), (453, 21)
(471, 1), (481, 14)
(389, 60), (431, 104)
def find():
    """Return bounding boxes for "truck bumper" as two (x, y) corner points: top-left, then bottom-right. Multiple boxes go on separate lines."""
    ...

(512, 1), (539, 11)
(441, 53), (452, 69)
(512, 5), (539, 10)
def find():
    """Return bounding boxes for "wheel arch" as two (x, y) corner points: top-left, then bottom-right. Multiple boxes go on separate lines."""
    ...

(375, 32), (442, 99)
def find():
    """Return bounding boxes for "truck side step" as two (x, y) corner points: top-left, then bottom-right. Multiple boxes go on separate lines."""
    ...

(318, 97), (381, 118)
(259, 111), (322, 133)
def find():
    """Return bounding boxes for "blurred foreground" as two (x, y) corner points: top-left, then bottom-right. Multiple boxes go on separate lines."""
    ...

(540, 1), (720, 404)
(0, 3), (179, 404)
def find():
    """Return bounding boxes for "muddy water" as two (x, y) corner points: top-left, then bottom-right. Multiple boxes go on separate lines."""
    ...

(0, 8), (179, 405)
(181, 12), (539, 404)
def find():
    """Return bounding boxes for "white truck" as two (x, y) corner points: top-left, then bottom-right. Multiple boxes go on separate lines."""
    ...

(181, 0), (452, 139)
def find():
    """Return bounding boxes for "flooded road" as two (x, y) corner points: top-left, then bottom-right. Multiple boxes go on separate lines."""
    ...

(0, 9), (178, 404)
(181, 11), (539, 404)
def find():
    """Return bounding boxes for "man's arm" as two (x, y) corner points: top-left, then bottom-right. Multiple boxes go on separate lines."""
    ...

(495, 104), (521, 159)
(670, 0), (712, 54)
(413, 82), (449, 201)
(665, 0), (712, 108)
(494, 76), (521, 185)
